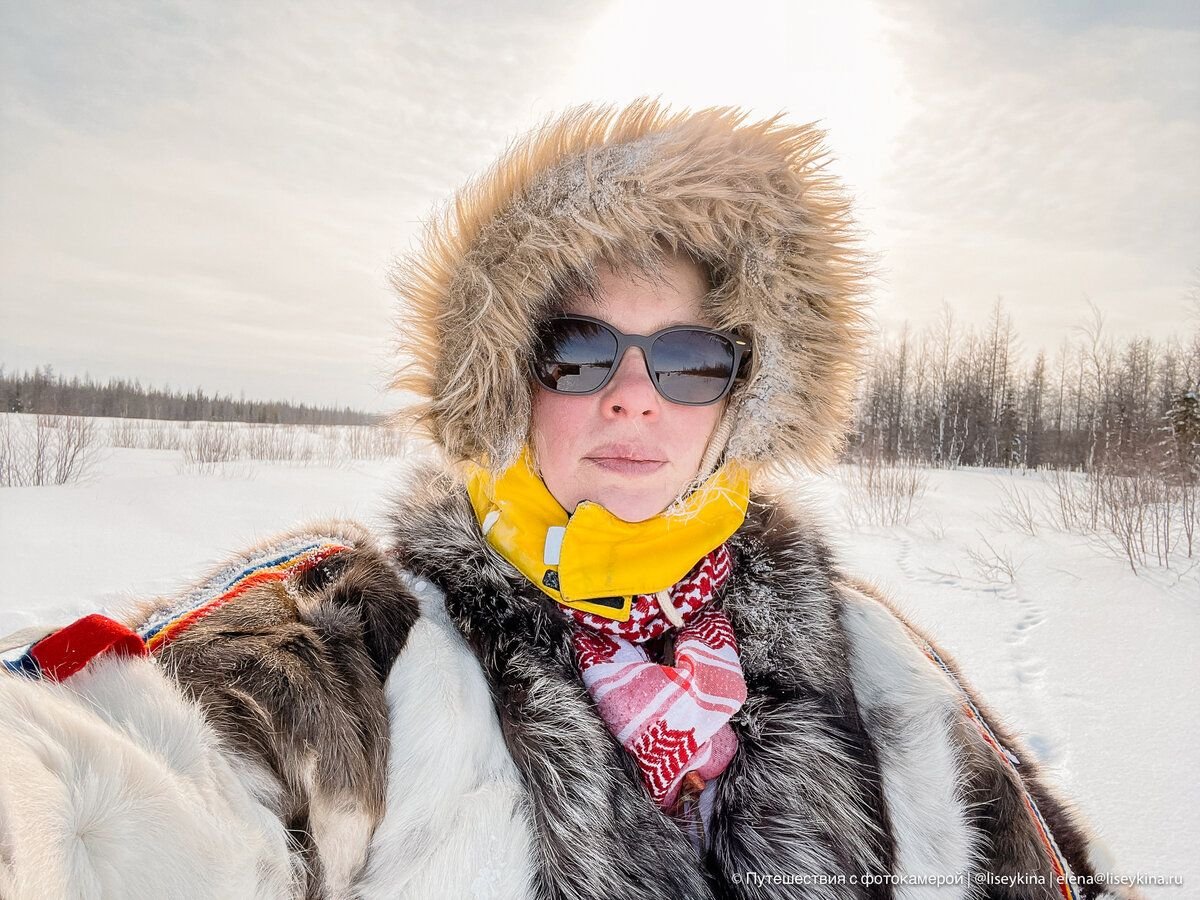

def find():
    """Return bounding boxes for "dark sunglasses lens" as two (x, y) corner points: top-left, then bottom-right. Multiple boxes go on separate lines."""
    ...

(533, 319), (618, 393)
(651, 330), (736, 404)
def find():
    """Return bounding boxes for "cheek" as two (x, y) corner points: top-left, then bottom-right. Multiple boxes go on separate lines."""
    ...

(663, 404), (725, 464)
(530, 389), (592, 467)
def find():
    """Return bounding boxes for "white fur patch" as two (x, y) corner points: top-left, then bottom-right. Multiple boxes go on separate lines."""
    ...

(354, 573), (537, 899)
(838, 586), (980, 899)
(307, 787), (375, 897)
(0, 655), (296, 899)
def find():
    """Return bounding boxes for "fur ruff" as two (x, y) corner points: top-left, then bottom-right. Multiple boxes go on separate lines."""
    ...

(378, 470), (1131, 899)
(389, 99), (871, 476)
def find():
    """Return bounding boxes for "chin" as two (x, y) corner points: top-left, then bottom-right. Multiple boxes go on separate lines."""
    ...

(594, 490), (671, 524)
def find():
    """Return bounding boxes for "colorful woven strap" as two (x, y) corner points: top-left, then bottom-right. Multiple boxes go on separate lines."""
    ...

(923, 643), (1078, 900)
(139, 537), (350, 652)
(2, 614), (147, 681)
(3, 537), (352, 682)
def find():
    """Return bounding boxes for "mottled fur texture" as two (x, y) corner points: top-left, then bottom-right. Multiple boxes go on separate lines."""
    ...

(379, 469), (1131, 899)
(143, 521), (420, 896)
(389, 99), (870, 476)
(0, 521), (419, 899)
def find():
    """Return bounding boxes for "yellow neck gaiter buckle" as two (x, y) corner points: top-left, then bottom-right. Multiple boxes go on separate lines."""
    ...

(465, 449), (750, 621)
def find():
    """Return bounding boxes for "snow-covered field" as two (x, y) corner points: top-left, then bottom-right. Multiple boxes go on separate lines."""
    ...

(2, 422), (1196, 892)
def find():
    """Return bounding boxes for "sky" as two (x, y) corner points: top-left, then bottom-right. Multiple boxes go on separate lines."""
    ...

(2, 0), (1197, 412)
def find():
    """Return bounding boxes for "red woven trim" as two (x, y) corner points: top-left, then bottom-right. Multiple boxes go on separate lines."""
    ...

(30, 613), (148, 682)
(922, 644), (1077, 900)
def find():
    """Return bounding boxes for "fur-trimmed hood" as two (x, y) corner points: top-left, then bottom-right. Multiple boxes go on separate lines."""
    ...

(390, 100), (870, 475)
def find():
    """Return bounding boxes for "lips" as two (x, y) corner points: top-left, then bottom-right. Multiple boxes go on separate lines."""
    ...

(584, 442), (667, 476)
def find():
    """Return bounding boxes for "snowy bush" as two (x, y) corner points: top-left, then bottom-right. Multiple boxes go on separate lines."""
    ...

(241, 424), (314, 463)
(174, 422), (410, 473)
(840, 456), (929, 526)
(181, 423), (243, 474)
(0, 414), (101, 487)
(1046, 460), (1197, 573)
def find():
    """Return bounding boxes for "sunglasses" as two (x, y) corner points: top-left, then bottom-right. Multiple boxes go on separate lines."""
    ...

(531, 314), (752, 406)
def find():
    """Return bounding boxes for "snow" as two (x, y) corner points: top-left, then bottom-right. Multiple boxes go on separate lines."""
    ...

(802, 466), (1199, 891)
(2, 430), (1196, 891)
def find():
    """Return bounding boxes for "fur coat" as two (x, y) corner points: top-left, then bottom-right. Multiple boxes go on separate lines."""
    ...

(351, 468), (1131, 900)
(0, 477), (1133, 900)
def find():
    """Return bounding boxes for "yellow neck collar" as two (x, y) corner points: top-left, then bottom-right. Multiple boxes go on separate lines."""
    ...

(465, 450), (749, 621)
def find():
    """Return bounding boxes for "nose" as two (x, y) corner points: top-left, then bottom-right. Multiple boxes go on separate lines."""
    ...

(600, 347), (661, 420)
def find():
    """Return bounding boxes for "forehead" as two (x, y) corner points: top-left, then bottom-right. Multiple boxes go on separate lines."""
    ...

(562, 256), (714, 333)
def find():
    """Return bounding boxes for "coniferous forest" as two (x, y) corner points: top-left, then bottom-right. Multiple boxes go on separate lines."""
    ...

(0, 366), (376, 427)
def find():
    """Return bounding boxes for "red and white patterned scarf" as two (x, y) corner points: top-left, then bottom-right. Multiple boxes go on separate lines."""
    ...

(567, 545), (746, 810)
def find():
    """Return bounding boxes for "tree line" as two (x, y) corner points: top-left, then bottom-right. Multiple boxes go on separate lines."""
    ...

(7, 297), (1199, 478)
(850, 299), (1200, 476)
(0, 366), (377, 427)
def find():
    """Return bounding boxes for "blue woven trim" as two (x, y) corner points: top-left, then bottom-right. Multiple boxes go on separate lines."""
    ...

(138, 537), (331, 644)
(2, 646), (40, 678)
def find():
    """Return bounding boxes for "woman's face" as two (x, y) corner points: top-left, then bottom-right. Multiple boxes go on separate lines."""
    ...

(530, 255), (725, 523)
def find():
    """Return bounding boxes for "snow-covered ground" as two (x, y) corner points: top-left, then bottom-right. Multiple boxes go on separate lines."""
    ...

(2, 428), (1196, 892)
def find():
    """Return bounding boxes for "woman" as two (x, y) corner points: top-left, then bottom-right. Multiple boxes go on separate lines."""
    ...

(1, 101), (1130, 899)
(355, 102), (1130, 898)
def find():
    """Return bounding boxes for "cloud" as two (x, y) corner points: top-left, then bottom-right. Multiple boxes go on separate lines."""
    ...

(1, 0), (600, 409)
(1, 0), (1195, 410)
(871, 0), (1200, 341)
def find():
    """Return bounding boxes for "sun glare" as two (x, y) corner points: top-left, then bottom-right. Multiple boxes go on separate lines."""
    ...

(545, 0), (910, 199)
